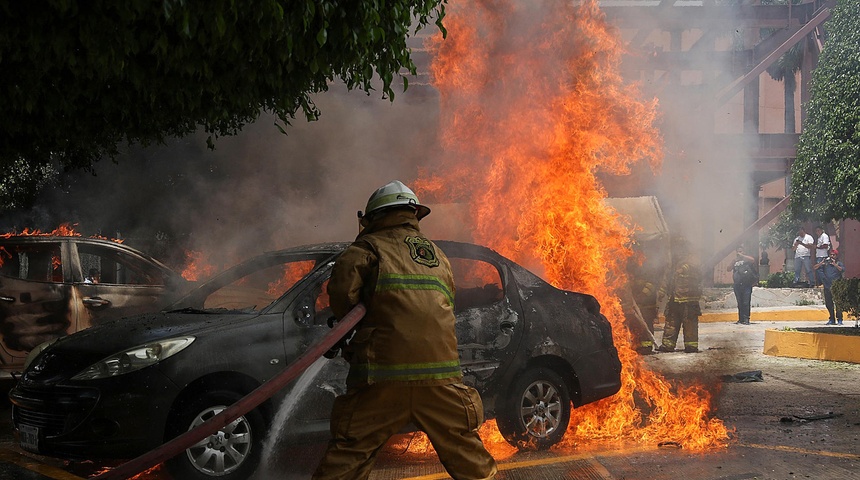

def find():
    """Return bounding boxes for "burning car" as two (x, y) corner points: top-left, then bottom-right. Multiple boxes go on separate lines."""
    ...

(0, 236), (189, 372)
(9, 241), (621, 480)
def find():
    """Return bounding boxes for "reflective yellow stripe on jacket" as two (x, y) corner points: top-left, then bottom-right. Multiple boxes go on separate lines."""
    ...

(348, 359), (462, 384)
(375, 273), (455, 306)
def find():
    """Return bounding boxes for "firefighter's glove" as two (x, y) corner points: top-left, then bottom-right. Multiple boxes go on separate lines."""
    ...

(323, 316), (354, 359)
(323, 334), (352, 359)
(323, 316), (341, 359)
(323, 344), (341, 359)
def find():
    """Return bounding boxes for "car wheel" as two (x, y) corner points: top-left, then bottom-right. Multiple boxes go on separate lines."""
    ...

(496, 367), (571, 450)
(165, 390), (265, 480)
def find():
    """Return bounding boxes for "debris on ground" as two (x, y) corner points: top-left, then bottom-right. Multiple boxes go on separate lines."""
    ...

(779, 412), (843, 423)
(721, 370), (764, 383)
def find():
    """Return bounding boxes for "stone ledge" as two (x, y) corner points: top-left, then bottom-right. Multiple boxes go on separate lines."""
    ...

(763, 329), (860, 364)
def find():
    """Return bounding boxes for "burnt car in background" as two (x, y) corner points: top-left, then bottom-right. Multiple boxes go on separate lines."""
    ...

(10, 241), (621, 480)
(0, 236), (189, 371)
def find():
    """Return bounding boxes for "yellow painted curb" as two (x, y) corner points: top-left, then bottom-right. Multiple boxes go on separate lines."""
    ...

(763, 329), (860, 364)
(699, 309), (830, 323)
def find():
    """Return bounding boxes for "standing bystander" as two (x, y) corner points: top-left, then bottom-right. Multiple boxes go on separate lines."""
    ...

(728, 246), (757, 325)
(792, 227), (815, 286)
(814, 248), (844, 325)
(814, 226), (831, 287)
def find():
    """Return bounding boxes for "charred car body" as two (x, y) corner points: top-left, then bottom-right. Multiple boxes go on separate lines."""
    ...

(10, 241), (621, 480)
(0, 236), (189, 371)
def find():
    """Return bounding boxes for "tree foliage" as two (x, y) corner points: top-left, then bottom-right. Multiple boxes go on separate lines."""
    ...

(791, 0), (860, 221)
(760, 210), (798, 252)
(0, 0), (445, 205)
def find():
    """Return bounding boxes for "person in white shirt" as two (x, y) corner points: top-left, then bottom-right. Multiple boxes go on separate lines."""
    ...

(792, 227), (815, 285)
(814, 226), (831, 287)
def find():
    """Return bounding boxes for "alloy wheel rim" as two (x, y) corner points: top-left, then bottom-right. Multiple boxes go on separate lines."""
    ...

(519, 380), (562, 438)
(185, 405), (253, 476)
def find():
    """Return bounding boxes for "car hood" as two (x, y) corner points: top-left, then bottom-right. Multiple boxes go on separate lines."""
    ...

(19, 309), (255, 385)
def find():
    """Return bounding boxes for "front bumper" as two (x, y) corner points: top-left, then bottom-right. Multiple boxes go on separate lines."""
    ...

(9, 370), (179, 459)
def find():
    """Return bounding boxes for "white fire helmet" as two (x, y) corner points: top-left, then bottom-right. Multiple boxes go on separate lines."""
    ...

(361, 180), (431, 220)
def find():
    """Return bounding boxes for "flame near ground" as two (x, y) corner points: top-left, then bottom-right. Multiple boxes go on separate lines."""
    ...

(417, 0), (729, 454)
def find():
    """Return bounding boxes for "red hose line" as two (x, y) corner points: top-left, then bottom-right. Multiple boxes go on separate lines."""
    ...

(92, 303), (366, 480)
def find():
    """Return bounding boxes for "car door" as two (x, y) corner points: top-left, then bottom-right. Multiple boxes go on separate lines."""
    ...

(278, 262), (349, 440)
(0, 240), (71, 369)
(70, 242), (174, 331)
(449, 253), (522, 389)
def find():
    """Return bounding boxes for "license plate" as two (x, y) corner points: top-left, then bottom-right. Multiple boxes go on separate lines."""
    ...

(19, 424), (39, 452)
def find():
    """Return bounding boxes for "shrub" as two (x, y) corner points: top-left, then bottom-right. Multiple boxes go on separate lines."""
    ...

(831, 278), (860, 319)
(766, 272), (794, 288)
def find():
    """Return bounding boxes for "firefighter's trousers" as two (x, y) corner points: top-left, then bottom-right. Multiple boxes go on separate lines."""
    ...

(630, 303), (657, 349)
(312, 382), (498, 480)
(661, 301), (700, 351)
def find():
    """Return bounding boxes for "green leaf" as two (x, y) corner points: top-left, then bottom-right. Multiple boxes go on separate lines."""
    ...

(0, 0), (448, 199)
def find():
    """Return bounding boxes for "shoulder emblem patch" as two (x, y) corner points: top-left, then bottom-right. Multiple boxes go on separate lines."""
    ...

(404, 236), (439, 267)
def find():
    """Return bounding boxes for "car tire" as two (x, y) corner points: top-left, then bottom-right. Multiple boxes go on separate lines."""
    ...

(496, 367), (571, 450)
(165, 390), (265, 480)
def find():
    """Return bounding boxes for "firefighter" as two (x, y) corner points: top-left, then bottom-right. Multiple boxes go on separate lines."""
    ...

(622, 241), (662, 355)
(312, 180), (497, 480)
(657, 235), (703, 353)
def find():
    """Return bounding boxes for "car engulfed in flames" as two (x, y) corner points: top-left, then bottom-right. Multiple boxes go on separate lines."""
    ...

(9, 241), (621, 479)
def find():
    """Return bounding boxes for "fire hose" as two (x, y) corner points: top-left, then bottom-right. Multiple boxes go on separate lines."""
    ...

(92, 303), (366, 480)
(630, 297), (659, 346)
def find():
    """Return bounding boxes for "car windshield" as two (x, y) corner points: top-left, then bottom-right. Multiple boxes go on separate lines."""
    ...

(169, 250), (338, 313)
(203, 260), (316, 312)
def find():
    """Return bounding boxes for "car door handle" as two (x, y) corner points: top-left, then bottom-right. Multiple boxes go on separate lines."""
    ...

(0, 295), (15, 303)
(83, 297), (112, 307)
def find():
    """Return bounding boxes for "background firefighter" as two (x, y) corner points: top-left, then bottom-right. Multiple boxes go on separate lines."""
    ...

(621, 242), (662, 355)
(312, 180), (497, 480)
(657, 236), (703, 353)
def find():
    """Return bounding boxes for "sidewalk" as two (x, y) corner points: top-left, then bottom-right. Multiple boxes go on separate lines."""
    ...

(699, 286), (831, 323)
(691, 287), (860, 364)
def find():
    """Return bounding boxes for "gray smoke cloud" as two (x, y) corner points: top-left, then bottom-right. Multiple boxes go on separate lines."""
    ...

(14, 83), (442, 269)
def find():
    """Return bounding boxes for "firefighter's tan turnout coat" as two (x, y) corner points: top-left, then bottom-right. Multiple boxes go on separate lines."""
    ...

(313, 209), (497, 480)
(328, 211), (461, 387)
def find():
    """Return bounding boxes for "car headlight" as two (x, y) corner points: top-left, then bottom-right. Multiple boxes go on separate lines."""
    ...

(23, 338), (59, 370)
(71, 337), (195, 380)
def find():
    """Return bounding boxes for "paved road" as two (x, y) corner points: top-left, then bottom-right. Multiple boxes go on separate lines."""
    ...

(2, 319), (859, 479)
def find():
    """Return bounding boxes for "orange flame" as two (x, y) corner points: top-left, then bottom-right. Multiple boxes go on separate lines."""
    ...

(1, 223), (82, 238)
(127, 463), (162, 479)
(0, 224), (124, 269)
(1, 222), (123, 243)
(419, 0), (728, 451)
(267, 260), (315, 296)
(180, 250), (219, 281)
